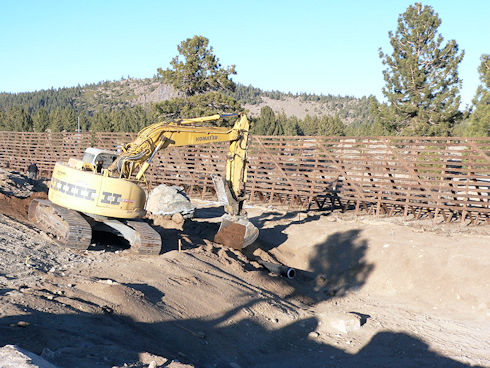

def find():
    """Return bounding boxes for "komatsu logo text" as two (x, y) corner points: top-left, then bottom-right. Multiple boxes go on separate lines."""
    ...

(195, 135), (218, 142)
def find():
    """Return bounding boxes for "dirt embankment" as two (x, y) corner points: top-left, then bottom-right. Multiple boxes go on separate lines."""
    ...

(0, 169), (48, 222)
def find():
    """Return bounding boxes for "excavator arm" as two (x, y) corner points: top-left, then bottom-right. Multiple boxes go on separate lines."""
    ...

(109, 113), (258, 248)
(109, 114), (249, 207)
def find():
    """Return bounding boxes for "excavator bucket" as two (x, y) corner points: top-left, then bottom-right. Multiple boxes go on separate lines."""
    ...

(212, 175), (259, 249)
(214, 214), (259, 250)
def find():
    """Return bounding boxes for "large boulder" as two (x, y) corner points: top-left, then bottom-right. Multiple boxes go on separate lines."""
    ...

(146, 184), (194, 218)
(0, 345), (59, 368)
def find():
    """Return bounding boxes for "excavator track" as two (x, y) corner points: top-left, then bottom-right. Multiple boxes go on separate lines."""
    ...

(125, 220), (162, 255)
(28, 199), (92, 249)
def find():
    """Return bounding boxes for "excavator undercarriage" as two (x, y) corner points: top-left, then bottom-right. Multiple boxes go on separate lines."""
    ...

(29, 199), (162, 254)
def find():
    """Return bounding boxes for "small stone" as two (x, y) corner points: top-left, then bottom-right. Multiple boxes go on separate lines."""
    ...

(171, 212), (184, 224)
(148, 361), (157, 368)
(308, 331), (320, 339)
(138, 351), (168, 366)
(17, 321), (30, 327)
(99, 279), (117, 285)
(328, 315), (361, 334)
(315, 308), (363, 334)
(196, 331), (206, 339)
(229, 362), (242, 368)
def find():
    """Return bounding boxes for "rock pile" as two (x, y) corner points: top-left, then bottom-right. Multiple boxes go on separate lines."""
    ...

(0, 169), (35, 198)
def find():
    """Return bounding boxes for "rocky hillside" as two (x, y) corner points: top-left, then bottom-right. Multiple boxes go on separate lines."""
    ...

(0, 77), (372, 126)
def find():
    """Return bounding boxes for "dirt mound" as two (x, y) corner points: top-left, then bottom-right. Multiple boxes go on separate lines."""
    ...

(0, 192), (47, 222)
(0, 168), (48, 222)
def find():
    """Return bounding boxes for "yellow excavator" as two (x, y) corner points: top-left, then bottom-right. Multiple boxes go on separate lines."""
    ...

(28, 113), (259, 254)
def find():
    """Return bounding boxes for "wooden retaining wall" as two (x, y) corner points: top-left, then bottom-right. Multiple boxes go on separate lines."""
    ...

(0, 131), (488, 224)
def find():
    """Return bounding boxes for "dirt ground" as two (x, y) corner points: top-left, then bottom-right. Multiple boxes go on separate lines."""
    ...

(0, 169), (489, 368)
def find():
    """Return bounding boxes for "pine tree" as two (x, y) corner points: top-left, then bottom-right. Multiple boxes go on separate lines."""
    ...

(467, 54), (489, 136)
(317, 115), (345, 136)
(77, 111), (91, 132)
(278, 113), (302, 136)
(158, 35), (236, 96)
(33, 108), (50, 132)
(91, 111), (112, 132)
(61, 107), (77, 132)
(154, 92), (243, 125)
(4, 106), (32, 131)
(252, 106), (284, 135)
(0, 109), (6, 130)
(301, 115), (319, 136)
(49, 108), (63, 132)
(377, 3), (464, 136)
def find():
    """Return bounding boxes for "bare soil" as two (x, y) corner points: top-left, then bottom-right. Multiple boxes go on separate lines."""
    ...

(0, 170), (489, 368)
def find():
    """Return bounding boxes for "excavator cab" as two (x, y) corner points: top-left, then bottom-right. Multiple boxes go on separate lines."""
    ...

(82, 148), (118, 170)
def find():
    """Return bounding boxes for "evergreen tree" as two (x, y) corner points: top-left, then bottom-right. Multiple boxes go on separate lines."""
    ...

(4, 106), (32, 131)
(61, 107), (77, 131)
(376, 3), (464, 136)
(154, 92), (243, 126)
(279, 113), (302, 136)
(33, 108), (50, 132)
(77, 112), (91, 132)
(301, 115), (319, 136)
(49, 108), (63, 132)
(91, 111), (112, 132)
(466, 54), (489, 136)
(252, 106), (284, 135)
(0, 109), (6, 130)
(132, 106), (150, 131)
(158, 35), (236, 96)
(317, 115), (345, 136)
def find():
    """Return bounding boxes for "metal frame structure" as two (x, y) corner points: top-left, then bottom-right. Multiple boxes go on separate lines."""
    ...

(1, 132), (488, 224)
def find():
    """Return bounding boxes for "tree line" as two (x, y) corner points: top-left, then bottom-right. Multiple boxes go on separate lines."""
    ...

(0, 105), (154, 132)
(0, 103), (349, 136)
(1, 4), (488, 137)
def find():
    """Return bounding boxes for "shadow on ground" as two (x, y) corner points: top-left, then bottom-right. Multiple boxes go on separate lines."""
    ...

(0, 301), (479, 368)
(0, 205), (479, 367)
(246, 209), (332, 258)
(146, 208), (374, 303)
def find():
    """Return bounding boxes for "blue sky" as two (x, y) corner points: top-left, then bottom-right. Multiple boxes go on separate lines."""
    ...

(0, 0), (488, 107)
